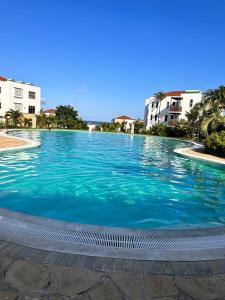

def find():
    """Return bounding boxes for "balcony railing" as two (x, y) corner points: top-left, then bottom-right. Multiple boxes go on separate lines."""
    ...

(169, 106), (182, 113)
(168, 120), (177, 127)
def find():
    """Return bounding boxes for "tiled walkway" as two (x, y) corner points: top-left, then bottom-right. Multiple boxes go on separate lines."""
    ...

(0, 240), (225, 299)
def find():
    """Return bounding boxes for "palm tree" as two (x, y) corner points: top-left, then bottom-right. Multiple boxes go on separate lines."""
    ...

(23, 117), (32, 128)
(185, 103), (202, 139)
(200, 86), (225, 137)
(154, 91), (166, 124)
(186, 86), (225, 139)
(5, 109), (23, 127)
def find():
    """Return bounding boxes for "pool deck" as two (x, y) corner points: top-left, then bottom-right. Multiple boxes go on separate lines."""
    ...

(0, 134), (27, 148)
(0, 130), (40, 152)
(0, 239), (225, 299)
(174, 144), (225, 165)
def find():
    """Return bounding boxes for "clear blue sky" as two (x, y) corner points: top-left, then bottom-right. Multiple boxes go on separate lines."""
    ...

(1, 0), (225, 121)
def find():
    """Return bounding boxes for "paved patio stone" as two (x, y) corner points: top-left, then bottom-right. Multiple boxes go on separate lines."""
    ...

(109, 271), (143, 299)
(89, 280), (124, 300)
(0, 256), (13, 274)
(0, 240), (225, 299)
(0, 290), (18, 300)
(5, 260), (49, 290)
(144, 274), (178, 298)
(175, 274), (225, 300)
(54, 266), (102, 297)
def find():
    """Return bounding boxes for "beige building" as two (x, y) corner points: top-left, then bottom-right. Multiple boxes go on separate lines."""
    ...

(113, 115), (136, 131)
(43, 109), (57, 116)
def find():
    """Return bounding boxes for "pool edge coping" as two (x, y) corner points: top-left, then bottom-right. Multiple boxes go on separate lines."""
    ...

(1, 207), (225, 261)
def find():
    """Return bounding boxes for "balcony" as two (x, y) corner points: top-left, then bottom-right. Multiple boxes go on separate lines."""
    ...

(168, 120), (177, 127)
(169, 106), (182, 113)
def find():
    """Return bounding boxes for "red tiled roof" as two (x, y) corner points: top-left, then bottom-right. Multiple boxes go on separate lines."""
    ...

(43, 109), (56, 114)
(0, 76), (7, 81)
(165, 91), (185, 97)
(114, 115), (134, 120)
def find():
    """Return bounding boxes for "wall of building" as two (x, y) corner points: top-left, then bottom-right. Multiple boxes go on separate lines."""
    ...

(144, 91), (202, 129)
(0, 79), (41, 120)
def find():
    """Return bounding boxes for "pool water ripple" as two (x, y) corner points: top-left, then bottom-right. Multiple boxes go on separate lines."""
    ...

(0, 130), (224, 229)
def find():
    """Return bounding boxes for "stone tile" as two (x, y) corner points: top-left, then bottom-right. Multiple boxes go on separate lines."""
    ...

(123, 259), (134, 272)
(144, 274), (178, 298)
(109, 271), (143, 300)
(84, 256), (95, 270)
(133, 260), (144, 273)
(5, 260), (49, 290)
(101, 258), (115, 271)
(144, 261), (164, 274)
(54, 265), (102, 297)
(0, 256), (13, 273)
(0, 290), (17, 300)
(73, 295), (90, 300)
(89, 280), (124, 300)
(114, 258), (124, 272)
(175, 274), (225, 300)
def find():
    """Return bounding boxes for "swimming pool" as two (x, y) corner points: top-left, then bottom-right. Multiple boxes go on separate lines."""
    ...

(0, 130), (225, 230)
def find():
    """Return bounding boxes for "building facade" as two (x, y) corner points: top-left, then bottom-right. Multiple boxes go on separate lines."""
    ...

(0, 76), (41, 126)
(43, 109), (56, 116)
(144, 90), (202, 129)
(113, 115), (136, 131)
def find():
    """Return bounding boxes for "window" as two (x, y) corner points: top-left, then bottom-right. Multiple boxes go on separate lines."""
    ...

(152, 102), (154, 108)
(189, 99), (193, 107)
(150, 114), (153, 120)
(29, 91), (36, 99)
(14, 103), (23, 112)
(28, 106), (35, 114)
(156, 102), (159, 108)
(167, 102), (169, 108)
(14, 88), (23, 98)
(165, 115), (168, 122)
(155, 115), (157, 121)
(0, 103), (1, 109)
(171, 115), (174, 120)
(0, 87), (1, 93)
(172, 101), (176, 106)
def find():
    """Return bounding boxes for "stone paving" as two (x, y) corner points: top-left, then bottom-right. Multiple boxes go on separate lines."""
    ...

(0, 241), (225, 299)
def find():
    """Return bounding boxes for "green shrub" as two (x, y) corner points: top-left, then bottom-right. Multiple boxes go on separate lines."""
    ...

(150, 124), (169, 136)
(204, 131), (225, 157)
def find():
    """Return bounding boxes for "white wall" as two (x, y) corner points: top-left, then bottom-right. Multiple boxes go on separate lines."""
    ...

(144, 91), (202, 129)
(0, 79), (41, 119)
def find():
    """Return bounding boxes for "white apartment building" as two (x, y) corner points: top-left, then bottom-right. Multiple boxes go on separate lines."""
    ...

(0, 76), (41, 126)
(144, 90), (202, 129)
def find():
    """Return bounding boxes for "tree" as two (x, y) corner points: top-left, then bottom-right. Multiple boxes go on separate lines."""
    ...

(23, 117), (32, 128)
(74, 118), (88, 130)
(5, 109), (23, 127)
(134, 120), (144, 133)
(154, 91), (166, 124)
(36, 111), (56, 129)
(200, 86), (225, 137)
(173, 119), (191, 138)
(56, 105), (78, 129)
(185, 103), (202, 139)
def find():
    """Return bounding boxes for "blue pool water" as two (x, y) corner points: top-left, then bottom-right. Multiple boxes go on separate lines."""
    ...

(0, 130), (225, 229)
